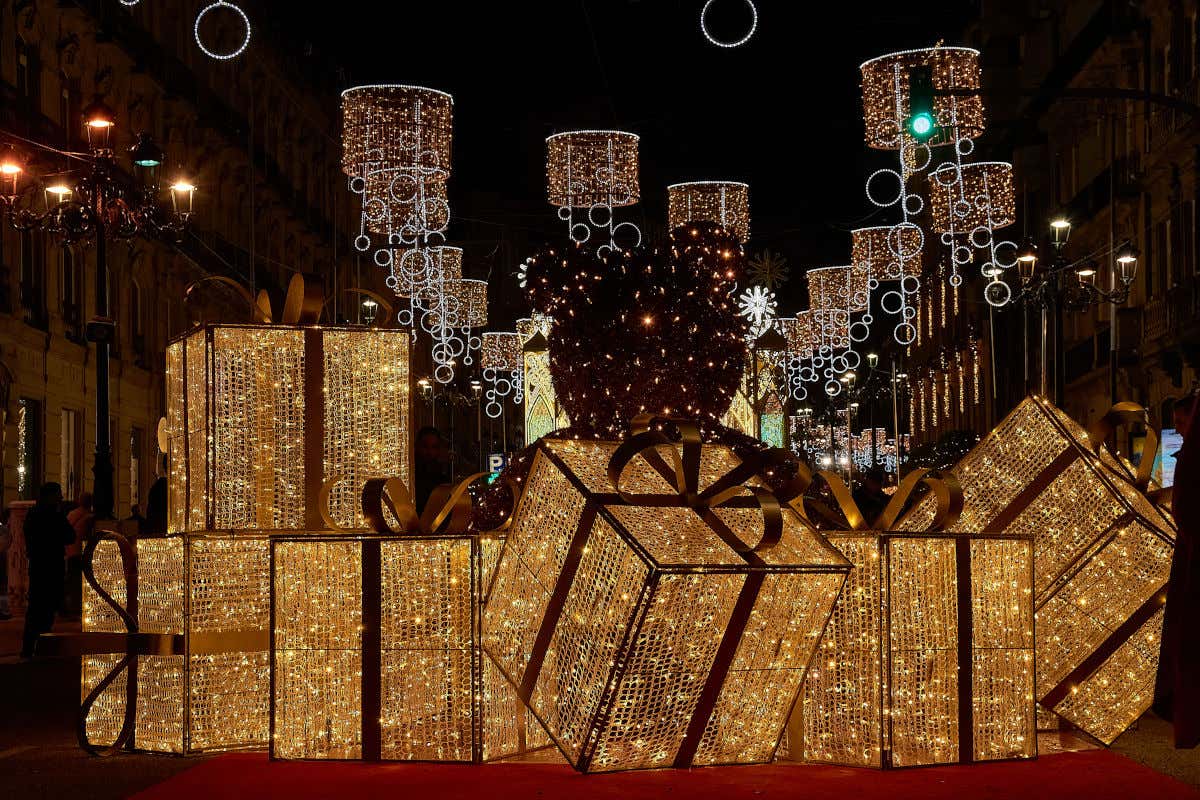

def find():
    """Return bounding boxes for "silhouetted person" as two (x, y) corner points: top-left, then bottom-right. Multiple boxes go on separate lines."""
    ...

(144, 476), (168, 535)
(852, 467), (890, 524)
(21, 482), (74, 658)
(1156, 389), (1200, 747)
(414, 426), (450, 514)
(63, 492), (94, 617)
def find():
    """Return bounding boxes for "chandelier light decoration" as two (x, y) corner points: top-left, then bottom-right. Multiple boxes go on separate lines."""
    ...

(545, 130), (641, 256)
(780, 312), (818, 402)
(667, 181), (750, 242)
(481, 332), (523, 419)
(929, 160), (1018, 305)
(737, 284), (777, 339)
(858, 45), (1013, 341)
(341, 84), (466, 382)
(806, 265), (867, 396)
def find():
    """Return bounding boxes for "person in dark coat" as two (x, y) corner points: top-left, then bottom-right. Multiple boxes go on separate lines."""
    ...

(21, 482), (75, 659)
(1155, 389), (1200, 747)
(414, 426), (450, 514)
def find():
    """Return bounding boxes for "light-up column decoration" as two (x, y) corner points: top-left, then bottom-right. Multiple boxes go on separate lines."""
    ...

(851, 224), (923, 345)
(481, 332), (523, 419)
(546, 130), (641, 256)
(667, 181), (750, 241)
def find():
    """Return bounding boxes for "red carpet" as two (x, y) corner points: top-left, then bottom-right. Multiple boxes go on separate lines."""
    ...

(130, 750), (1199, 800)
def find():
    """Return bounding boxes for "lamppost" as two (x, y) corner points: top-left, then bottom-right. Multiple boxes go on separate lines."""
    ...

(470, 379), (483, 472)
(0, 101), (194, 520)
(1015, 216), (1139, 404)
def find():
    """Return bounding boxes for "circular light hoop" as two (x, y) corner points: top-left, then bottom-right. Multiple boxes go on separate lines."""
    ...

(866, 169), (903, 208)
(994, 240), (1019, 269)
(894, 322), (917, 345)
(194, 1), (251, 60)
(880, 290), (905, 316)
(700, 0), (758, 48)
(984, 279), (1012, 307)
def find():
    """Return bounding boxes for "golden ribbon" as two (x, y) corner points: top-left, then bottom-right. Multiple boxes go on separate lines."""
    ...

(790, 465), (964, 533)
(1087, 401), (1159, 493)
(605, 414), (802, 553)
(319, 471), (520, 535)
(38, 523), (270, 756)
(36, 525), (175, 756)
(183, 272), (324, 325)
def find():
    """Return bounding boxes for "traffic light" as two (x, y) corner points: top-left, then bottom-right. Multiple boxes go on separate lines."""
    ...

(906, 64), (936, 141)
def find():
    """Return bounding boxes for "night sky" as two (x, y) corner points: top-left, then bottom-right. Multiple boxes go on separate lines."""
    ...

(271, 1), (978, 326)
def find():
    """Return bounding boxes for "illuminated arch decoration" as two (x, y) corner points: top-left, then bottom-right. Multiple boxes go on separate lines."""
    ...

(522, 343), (568, 446)
(546, 130), (641, 257)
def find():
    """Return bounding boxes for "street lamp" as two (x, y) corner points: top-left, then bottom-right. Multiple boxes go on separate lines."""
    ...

(360, 297), (379, 326)
(0, 112), (194, 519)
(1050, 217), (1072, 249)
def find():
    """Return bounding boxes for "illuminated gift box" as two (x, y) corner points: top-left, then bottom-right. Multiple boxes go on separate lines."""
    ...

(789, 474), (1035, 767)
(482, 420), (851, 773)
(270, 479), (548, 762)
(55, 529), (271, 755)
(897, 396), (1175, 744)
(165, 313), (411, 534)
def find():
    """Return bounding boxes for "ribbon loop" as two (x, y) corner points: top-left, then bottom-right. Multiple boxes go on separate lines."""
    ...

(791, 466), (963, 534)
(319, 472), (519, 536)
(1088, 401), (1158, 491)
(183, 272), (325, 326)
(606, 417), (806, 554)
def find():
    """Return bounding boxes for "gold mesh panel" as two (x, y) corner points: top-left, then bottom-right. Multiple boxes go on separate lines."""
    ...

(590, 572), (741, 772)
(322, 331), (411, 529)
(132, 655), (186, 753)
(546, 439), (674, 495)
(82, 539), (128, 634)
(189, 652), (270, 751)
(166, 343), (186, 534)
(82, 654), (128, 749)
(693, 571), (845, 766)
(605, 505), (742, 566)
(799, 535), (884, 767)
(272, 539), (363, 760)
(532, 516), (649, 766)
(1053, 609), (1164, 744)
(212, 328), (306, 530)
(379, 538), (473, 761)
(970, 539), (1035, 762)
(185, 331), (208, 531)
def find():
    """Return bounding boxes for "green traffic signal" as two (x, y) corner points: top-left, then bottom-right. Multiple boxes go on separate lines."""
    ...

(908, 111), (935, 139)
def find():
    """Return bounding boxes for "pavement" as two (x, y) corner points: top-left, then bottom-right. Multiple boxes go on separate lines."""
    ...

(0, 611), (1198, 797)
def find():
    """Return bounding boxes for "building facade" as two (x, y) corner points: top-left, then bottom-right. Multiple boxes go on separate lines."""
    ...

(0, 0), (374, 513)
(910, 0), (1200, 459)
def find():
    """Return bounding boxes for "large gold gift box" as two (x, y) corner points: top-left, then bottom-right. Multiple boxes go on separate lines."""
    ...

(78, 531), (270, 754)
(794, 529), (1035, 767)
(269, 531), (548, 762)
(482, 429), (851, 773)
(898, 396), (1175, 744)
(165, 323), (411, 534)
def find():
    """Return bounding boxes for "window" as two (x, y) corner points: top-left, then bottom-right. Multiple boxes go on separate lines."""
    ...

(19, 229), (46, 328)
(130, 278), (146, 365)
(130, 427), (144, 514)
(17, 398), (42, 500)
(15, 37), (40, 106)
(60, 407), (82, 502)
(61, 245), (83, 340)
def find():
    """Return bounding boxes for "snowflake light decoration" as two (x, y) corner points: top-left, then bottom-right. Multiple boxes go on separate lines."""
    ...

(748, 249), (790, 290)
(737, 284), (777, 339)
